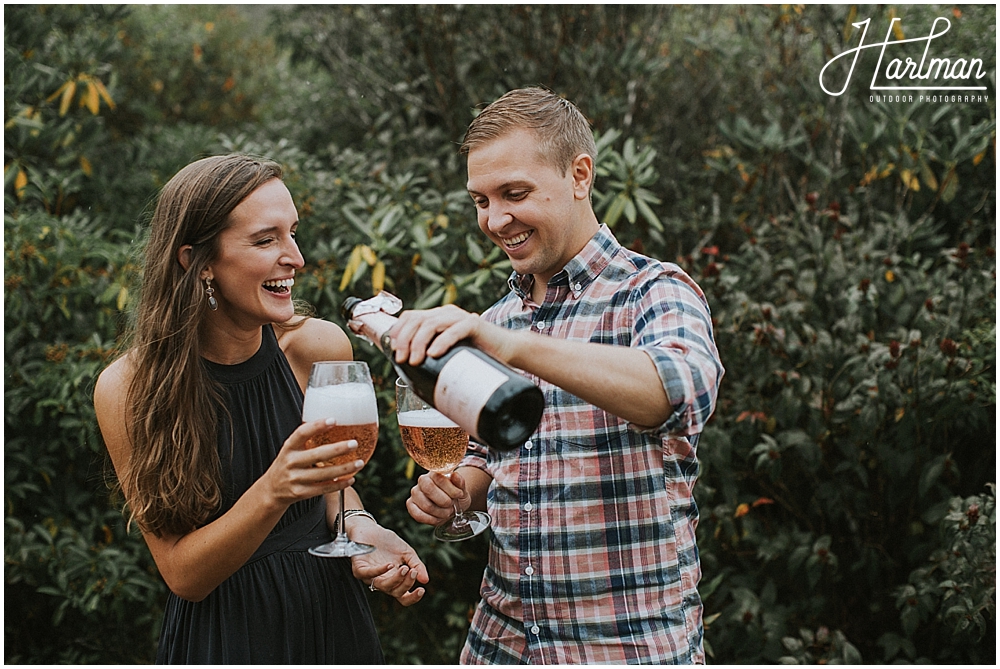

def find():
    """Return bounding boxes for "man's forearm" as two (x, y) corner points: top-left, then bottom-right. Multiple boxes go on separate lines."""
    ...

(504, 328), (671, 429)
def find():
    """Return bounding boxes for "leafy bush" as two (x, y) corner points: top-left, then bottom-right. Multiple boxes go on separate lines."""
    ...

(694, 191), (994, 662)
(4, 207), (163, 663)
(5, 3), (995, 664)
(890, 484), (996, 663)
(678, 7), (995, 662)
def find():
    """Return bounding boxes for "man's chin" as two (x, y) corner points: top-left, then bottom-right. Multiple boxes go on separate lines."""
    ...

(508, 258), (534, 277)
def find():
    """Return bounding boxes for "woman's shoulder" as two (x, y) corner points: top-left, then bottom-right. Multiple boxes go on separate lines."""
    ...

(94, 353), (138, 466)
(276, 317), (354, 375)
(95, 353), (135, 403)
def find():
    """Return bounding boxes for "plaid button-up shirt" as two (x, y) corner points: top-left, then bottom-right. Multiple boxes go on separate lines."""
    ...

(460, 225), (723, 665)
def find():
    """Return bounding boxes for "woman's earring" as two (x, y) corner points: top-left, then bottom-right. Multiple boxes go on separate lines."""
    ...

(205, 278), (218, 311)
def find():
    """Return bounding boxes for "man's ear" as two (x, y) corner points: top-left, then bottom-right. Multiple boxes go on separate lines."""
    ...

(570, 153), (594, 200)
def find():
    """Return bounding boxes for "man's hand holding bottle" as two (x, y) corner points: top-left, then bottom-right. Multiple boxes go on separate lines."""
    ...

(344, 294), (544, 453)
(386, 304), (508, 367)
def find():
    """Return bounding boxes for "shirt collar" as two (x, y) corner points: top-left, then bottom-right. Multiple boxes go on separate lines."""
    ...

(507, 224), (620, 299)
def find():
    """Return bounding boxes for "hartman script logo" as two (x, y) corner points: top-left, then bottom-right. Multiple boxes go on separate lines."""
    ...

(820, 17), (989, 96)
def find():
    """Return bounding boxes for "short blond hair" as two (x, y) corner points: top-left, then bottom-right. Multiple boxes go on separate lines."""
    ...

(461, 88), (597, 175)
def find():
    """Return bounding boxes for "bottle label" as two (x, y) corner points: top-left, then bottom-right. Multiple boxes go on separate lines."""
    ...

(434, 349), (508, 439)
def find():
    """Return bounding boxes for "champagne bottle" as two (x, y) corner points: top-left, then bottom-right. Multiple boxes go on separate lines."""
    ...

(343, 293), (544, 451)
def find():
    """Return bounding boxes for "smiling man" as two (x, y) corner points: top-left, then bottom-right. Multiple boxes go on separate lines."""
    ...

(392, 88), (724, 664)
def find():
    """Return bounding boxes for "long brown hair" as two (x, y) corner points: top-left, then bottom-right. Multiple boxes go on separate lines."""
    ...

(120, 154), (283, 537)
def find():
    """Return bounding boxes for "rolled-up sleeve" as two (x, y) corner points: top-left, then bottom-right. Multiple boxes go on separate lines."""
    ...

(631, 269), (724, 436)
(461, 439), (490, 472)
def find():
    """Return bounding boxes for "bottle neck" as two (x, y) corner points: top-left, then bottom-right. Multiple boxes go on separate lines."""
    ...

(353, 311), (399, 353)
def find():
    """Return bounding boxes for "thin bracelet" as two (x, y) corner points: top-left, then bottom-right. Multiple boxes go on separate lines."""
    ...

(338, 508), (377, 534)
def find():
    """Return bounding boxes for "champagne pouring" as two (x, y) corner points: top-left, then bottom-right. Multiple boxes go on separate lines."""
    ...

(396, 378), (491, 541)
(343, 292), (544, 452)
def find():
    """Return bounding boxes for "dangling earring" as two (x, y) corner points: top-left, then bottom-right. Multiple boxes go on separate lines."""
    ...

(205, 278), (218, 311)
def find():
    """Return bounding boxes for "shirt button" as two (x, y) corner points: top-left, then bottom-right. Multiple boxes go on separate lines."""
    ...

(525, 566), (535, 576)
(524, 440), (533, 450)
(535, 321), (545, 330)
(524, 502), (533, 511)
(530, 625), (540, 635)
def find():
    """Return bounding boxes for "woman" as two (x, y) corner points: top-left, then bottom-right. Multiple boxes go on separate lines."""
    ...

(94, 154), (427, 663)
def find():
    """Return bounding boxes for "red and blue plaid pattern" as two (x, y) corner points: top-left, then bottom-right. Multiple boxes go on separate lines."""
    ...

(461, 225), (723, 664)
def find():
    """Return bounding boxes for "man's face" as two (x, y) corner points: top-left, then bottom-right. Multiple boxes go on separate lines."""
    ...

(466, 128), (593, 287)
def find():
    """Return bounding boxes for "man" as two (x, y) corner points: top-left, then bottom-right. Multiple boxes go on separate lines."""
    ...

(390, 88), (723, 664)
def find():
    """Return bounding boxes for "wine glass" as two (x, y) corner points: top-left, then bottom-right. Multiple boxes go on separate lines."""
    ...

(395, 378), (491, 542)
(302, 361), (379, 558)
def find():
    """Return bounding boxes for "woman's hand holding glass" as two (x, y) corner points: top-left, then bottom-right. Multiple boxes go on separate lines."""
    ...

(261, 417), (366, 505)
(302, 362), (380, 558)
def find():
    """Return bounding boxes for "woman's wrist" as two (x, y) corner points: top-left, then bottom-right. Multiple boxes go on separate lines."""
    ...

(340, 508), (378, 535)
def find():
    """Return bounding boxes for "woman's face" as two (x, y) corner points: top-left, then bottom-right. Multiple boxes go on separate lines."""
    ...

(204, 179), (304, 328)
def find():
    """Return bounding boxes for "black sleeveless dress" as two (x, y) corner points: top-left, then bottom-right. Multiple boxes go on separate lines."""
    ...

(155, 325), (384, 664)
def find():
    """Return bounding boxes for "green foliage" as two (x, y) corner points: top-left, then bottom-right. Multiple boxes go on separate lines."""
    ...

(779, 626), (863, 665)
(5, 3), (995, 665)
(683, 6), (995, 662)
(4, 207), (163, 663)
(4, 5), (125, 216)
(107, 5), (280, 133)
(889, 484), (996, 662)
(695, 198), (994, 662)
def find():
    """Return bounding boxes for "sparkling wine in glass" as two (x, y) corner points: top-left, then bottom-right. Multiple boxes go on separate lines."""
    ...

(396, 378), (491, 542)
(302, 362), (379, 558)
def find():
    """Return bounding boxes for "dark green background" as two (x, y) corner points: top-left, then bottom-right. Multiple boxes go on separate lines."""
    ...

(5, 4), (995, 663)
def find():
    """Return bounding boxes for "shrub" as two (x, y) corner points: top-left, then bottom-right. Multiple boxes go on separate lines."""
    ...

(5, 4), (994, 664)
(4, 208), (163, 663)
(694, 192), (994, 662)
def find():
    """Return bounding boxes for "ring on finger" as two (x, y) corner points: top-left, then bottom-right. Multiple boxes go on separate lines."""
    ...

(369, 581), (378, 592)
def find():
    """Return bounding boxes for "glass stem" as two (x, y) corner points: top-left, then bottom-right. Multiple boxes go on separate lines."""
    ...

(334, 488), (350, 544)
(450, 500), (469, 529)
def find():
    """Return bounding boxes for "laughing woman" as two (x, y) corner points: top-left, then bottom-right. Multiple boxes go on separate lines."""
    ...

(94, 155), (428, 663)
